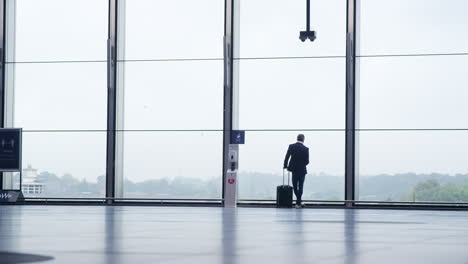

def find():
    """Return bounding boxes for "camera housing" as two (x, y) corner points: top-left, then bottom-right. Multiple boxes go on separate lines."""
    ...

(299, 30), (316, 42)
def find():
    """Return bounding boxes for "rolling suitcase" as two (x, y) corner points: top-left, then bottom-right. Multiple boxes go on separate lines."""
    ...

(276, 170), (293, 208)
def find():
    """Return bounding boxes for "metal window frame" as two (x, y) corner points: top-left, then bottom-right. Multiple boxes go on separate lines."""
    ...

(5, 197), (468, 211)
(345, 0), (357, 207)
(114, 0), (125, 199)
(0, 0), (5, 190)
(106, 0), (118, 204)
(222, 0), (235, 204)
(0, 0), (15, 191)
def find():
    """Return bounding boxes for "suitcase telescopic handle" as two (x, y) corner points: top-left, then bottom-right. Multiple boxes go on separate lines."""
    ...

(282, 169), (290, 186)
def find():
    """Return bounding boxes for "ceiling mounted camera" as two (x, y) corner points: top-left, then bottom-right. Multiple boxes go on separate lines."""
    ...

(300, 0), (316, 42)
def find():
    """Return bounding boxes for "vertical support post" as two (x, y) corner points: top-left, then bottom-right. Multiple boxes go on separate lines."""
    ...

(306, 0), (310, 31)
(106, 0), (118, 204)
(345, 0), (357, 207)
(222, 0), (234, 204)
(114, 0), (126, 199)
(2, 0), (15, 190)
(0, 0), (5, 190)
(3, 0), (14, 130)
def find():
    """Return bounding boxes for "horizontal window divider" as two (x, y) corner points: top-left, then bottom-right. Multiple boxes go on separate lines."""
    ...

(239, 199), (468, 206)
(357, 52), (468, 58)
(233, 55), (346, 60)
(24, 198), (107, 201)
(353, 201), (468, 206)
(22, 197), (223, 202)
(19, 129), (468, 133)
(5, 60), (107, 64)
(357, 128), (468, 132)
(238, 199), (344, 203)
(21, 130), (108, 133)
(18, 198), (468, 206)
(242, 129), (345, 132)
(20, 129), (224, 133)
(117, 58), (223, 63)
(116, 129), (224, 132)
(5, 53), (466, 64)
(111, 198), (222, 201)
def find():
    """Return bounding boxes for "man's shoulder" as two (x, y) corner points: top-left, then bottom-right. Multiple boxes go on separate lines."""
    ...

(290, 143), (308, 150)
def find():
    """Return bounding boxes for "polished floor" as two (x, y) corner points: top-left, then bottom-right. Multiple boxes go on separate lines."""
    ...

(0, 206), (467, 264)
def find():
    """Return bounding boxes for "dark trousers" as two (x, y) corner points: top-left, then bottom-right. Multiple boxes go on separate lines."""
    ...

(292, 172), (306, 205)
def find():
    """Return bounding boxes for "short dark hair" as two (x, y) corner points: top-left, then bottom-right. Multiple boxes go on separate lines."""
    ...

(297, 134), (305, 142)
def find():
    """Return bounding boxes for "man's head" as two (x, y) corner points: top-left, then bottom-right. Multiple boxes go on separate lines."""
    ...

(297, 134), (305, 142)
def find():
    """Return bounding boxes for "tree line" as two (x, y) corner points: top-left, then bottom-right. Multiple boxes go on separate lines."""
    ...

(23, 171), (468, 202)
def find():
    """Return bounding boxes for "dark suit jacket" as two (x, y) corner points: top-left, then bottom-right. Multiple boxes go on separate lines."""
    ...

(283, 142), (309, 174)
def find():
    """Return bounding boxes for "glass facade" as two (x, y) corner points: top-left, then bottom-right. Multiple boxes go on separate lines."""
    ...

(237, 58), (346, 200)
(358, 0), (468, 56)
(239, 131), (344, 200)
(237, 0), (345, 58)
(236, 0), (346, 201)
(124, 0), (223, 60)
(0, 0), (466, 205)
(118, 0), (224, 199)
(13, 0), (107, 62)
(2, 0), (108, 198)
(357, 0), (468, 203)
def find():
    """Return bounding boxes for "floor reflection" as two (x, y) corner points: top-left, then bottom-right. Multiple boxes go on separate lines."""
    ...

(344, 209), (358, 264)
(0, 207), (21, 253)
(294, 210), (306, 262)
(221, 208), (238, 264)
(104, 207), (123, 264)
(0, 207), (54, 263)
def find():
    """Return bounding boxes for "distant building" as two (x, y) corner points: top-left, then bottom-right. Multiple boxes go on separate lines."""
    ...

(22, 165), (45, 195)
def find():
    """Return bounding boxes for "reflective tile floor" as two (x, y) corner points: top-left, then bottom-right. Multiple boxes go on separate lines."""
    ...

(1, 206), (468, 264)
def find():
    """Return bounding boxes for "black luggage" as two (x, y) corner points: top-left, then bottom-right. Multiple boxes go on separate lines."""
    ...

(276, 170), (293, 208)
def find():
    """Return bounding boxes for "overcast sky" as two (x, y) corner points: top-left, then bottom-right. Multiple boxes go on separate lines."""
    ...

(7, 0), (468, 184)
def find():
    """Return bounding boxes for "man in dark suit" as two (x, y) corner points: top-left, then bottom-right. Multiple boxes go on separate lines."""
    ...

(283, 134), (309, 208)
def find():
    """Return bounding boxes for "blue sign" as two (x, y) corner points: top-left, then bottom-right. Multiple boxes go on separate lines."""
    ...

(230, 130), (245, 144)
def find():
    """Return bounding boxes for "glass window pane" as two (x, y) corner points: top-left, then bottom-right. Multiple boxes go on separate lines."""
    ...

(238, 58), (345, 130)
(238, 131), (344, 200)
(358, 0), (468, 56)
(122, 131), (222, 199)
(12, 63), (107, 130)
(124, 0), (224, 60)
(358, 131), (468, 202)
(123, 61), (223, 130)
(358, 56), (468, 129)
(238, 0), (346, 58)
(21, 132), (106, 198)
(13, 0), (108, 62)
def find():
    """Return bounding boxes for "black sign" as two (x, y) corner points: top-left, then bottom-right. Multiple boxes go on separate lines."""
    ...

(0, 128), (22, 171)
(0, 190), (23, 202)
(230, 130), (245, 144)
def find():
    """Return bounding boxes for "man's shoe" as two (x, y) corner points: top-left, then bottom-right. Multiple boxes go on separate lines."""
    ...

(295, 204), (301, 209)
(301, 204), (306, 208)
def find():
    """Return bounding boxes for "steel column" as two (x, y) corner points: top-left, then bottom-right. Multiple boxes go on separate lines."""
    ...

(1, 0), (15, 190)
(345, 0), (357, 207)
(106, 0), (118, 204)
(0, 0), (5, 189)
(222, 0), (235, 203)
(114, 0), (125, 199)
